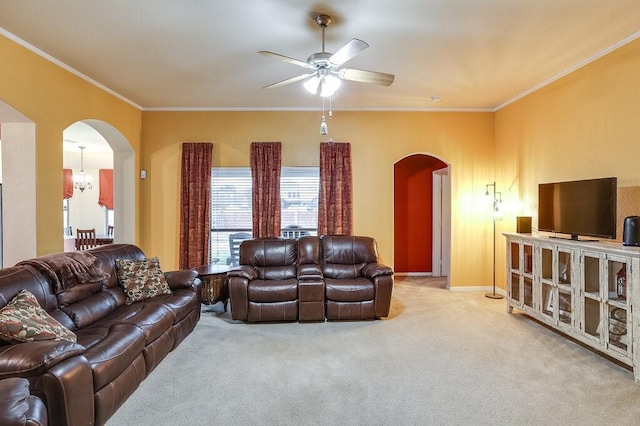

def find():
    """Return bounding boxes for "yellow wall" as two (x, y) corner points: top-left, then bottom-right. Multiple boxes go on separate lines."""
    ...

(140, 111), (495, 286)
(7, 31), (638, 291)
(494, 37), (640, 288)
(0, 35), (142, 255)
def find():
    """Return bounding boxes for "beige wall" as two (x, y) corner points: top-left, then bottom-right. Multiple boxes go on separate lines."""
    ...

(0, 35), (142, 256)
(140, 111), (495, 286)
(494, 37), (640, 289)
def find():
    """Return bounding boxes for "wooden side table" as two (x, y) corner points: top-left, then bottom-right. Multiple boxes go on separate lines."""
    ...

(194, 264), (230, 311)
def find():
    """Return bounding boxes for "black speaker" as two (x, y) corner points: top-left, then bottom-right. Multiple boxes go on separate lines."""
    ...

(517, 216), (532, 234)
(623, 216), (640, 246)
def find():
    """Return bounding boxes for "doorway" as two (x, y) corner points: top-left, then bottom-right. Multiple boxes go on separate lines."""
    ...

(394, 154), (450, 279)
(65, 119), (136, 247)
(63, 121), (113, 249)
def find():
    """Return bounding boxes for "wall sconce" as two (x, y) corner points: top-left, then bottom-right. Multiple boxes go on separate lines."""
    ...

(485, 182), (503, 300)
(74, 145), (93, 192)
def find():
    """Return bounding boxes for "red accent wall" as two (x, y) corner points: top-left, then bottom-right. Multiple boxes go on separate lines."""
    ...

(394, 155), (447, 272)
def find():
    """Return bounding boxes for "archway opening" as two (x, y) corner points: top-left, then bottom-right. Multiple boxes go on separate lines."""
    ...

(65, 119), (136, 246)
(394, 154), (449, 278)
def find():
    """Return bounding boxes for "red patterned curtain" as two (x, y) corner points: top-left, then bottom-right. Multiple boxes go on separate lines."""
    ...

(318, 142), (353, 235)
(98, 169), (114, 209)
(179, 142), (213, 269)
(63, 168), (74, 199)
(250, 142), (281, 238)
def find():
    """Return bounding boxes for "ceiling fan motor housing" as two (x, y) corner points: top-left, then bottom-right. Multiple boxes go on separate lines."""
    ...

(307, 52), (332, 67)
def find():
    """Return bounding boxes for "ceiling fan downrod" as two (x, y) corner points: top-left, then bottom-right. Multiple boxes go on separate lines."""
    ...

(315, 14), (331, 53)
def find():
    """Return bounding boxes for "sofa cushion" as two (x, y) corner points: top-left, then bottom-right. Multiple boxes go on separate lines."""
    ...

(321, 235), (379, 279)
(248, 279), (298, 303)
(325, 278), (375, 302)
(99, 301), (174, 345)
(0, 289), (77, 343)
(61, 291), (118, 329)
(115, 257), (172, 304)
(76, 323), (146, 391)
(239, 239), (298, 280)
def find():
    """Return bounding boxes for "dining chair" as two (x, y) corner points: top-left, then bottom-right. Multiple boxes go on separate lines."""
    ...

(76, 228), (97, 250)
(281, 224), (310, 239)
(227, 232), (252, 267)
(107, 225), (114, 237)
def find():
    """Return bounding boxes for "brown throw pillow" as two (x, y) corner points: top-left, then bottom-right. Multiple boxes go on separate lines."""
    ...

(116, 257), (172, 305)
(0, 289), (77, 343)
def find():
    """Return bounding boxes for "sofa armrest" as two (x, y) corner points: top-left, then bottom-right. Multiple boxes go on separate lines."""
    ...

(227, 265), (258, 280)
(362, 263), (394, 279)
(41, 354), (95, 426)
(0, 378), (35, 424)
(373, 274), (394, 318)
(228, 275), (250, 321)
(0, 340), (85, 379)
(164, 269), (199, 290)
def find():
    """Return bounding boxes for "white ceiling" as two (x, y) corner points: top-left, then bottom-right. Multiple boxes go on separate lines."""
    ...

(1, 1), (640, 111)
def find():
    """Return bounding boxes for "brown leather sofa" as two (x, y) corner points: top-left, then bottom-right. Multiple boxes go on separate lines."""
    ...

(0, 244), (201, 426)
(228, 235), (393, 322)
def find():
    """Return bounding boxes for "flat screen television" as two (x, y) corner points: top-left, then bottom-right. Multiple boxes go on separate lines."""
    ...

(538, 177), (617, 240)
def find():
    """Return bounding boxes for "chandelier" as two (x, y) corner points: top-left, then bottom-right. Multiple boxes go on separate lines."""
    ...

(74, 146), (93, 192)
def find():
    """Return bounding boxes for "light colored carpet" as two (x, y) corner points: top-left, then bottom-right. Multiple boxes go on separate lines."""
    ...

(107, 277), (640, 425)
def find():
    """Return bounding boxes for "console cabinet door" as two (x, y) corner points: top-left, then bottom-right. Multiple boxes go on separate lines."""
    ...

(604, 254), (630, 356)
(580, 251), (604, 344)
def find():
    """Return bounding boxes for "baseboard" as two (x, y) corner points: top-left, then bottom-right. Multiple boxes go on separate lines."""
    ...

(450, 286), (506, 295)
(394, 272), (434, 277)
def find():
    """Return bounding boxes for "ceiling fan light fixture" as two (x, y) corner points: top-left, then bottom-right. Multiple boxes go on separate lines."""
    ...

(303, 75), (321, 94)
(303, 73), (341, 97)
(320, 74), (341, 97)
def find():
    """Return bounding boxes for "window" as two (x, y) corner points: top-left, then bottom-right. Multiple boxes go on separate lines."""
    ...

(280, 167), (319, 237)
(209, 167), (319, 264)
(104, 207), (114, 234)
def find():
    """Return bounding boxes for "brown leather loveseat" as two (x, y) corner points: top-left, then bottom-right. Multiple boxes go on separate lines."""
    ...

(228, 235), (393, 322)
(0, 244), (201, 426)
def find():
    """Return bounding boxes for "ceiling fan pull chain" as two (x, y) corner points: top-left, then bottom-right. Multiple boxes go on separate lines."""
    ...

(329, 96), (333, 119)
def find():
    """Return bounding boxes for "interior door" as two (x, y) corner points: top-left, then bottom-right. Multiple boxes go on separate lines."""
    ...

(432, 168), (450, 277)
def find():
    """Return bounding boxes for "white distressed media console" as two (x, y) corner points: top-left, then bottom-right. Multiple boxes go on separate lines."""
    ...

(504, 233), (640, 382)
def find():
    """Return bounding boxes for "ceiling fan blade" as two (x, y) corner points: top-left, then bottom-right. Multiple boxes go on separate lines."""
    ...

(258, 51), (311, 69)
(263, 73), (315, 90)
(329, 39), (369, 66)
(339, 68), (395, 86)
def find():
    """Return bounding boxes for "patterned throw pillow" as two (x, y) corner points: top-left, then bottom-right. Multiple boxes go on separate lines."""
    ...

(0, 289), (77, 343)
(115, 257), (172, 305)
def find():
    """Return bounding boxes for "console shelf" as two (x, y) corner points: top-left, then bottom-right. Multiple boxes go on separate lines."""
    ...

(504, 233), (640, 381)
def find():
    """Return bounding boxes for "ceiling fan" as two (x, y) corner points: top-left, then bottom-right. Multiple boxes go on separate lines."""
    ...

(259, 14), (395, 97)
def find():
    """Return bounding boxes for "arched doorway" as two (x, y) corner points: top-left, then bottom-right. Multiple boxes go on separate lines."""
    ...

(394, 154), (450, 280)
(65, 119), (136, 246)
